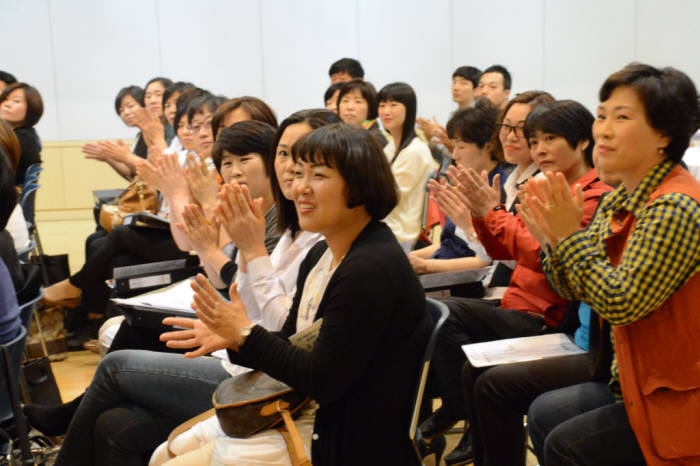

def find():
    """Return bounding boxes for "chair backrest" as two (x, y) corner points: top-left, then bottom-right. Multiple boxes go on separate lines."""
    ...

(20, 183), (40, 227)
(22, 163), (43, 186)
(409, 298), (449, 464)
(0, 326), (28, 424)
(18, 289), (43, 331)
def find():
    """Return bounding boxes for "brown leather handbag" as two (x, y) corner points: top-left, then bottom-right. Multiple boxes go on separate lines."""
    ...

(99, 178), (158, 232)
(167, 371), (311, 465)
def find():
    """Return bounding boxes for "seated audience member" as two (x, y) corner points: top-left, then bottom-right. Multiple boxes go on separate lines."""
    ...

(0, 82), (43, 185)
(409, 100), (506, 280)
(0, 149), (21, 345)
(328, 57), (364, 83)
(447, 99), (615, 466)
(143, 76), (175, 144)
(337, 79), (387, 146)
(477, 64), (512, 109)
(161, 81), (195, 152)
(377, 82), (435, 246)
(526, 64), (700, 466)
(417, 65), (482, 147)
(154, 122), (429, 466)
(419, 98), (611, 464)
(0, 70), (17, 93)
(82, 85), (148, 179)
(211, 96), (278, 140)
(324, 82), (343, 113)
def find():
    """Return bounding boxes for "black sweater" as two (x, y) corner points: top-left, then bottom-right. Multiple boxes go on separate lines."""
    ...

(14, 126), (41, 185)
(230, 219), (430, 465)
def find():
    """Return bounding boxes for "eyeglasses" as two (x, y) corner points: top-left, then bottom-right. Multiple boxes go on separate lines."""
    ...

(189, 119), (213, 133)
(497, 122), (525, 138)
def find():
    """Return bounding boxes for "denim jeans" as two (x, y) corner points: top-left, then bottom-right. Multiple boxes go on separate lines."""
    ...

(54, 350), (230, 466)
(527, 382), (645, 466)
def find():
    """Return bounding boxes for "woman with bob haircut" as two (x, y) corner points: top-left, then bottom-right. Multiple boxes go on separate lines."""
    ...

(211, 96), (278, 139)
(0, 82), (44, 185)
(439, 99), (613, 466)
(158, 122), (431, 466)
(523, 64), (700, 466)
(337, 79), (386, 147)
(377, 82), (435, 246)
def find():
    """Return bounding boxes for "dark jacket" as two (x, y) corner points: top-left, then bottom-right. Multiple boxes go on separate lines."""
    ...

(14, 126), (41, 185)
(231, 219), (430, 466)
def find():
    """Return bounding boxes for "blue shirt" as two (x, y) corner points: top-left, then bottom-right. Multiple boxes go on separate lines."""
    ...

(574, 302), (591, 351)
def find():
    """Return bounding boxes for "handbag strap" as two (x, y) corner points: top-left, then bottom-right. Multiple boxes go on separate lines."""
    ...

(166, 408), (216, 459)
(274, 401), (312, 466)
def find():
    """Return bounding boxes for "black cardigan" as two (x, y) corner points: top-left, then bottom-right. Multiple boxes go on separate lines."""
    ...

(13, 126), (41, 185)
(230, 219), (430, 465)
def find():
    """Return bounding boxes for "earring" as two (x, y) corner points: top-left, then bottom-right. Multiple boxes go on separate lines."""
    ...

(658, 147), (665, 155)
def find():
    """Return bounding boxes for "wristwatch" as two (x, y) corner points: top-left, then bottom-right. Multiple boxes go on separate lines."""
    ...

(238, 323), (256, 348)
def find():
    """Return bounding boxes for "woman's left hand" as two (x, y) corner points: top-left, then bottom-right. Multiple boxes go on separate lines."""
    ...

(191, 274), (253, 351)
(215, 183), (268, 262)
(184, 153), (219, 216)
(176, 204), (219, 253)
(522, 172), (585, 245)
(160, 316), (235, 358)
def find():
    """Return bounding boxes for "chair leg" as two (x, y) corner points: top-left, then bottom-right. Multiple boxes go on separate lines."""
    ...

(1, 346), (33, 463)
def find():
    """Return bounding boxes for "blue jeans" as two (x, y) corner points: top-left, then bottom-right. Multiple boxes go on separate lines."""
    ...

(55, 350), (230, 466)
(527, 382), (645, 466)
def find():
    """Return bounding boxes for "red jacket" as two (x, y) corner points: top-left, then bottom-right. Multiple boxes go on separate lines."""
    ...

(608, 166), (700, 465)
(473, 169), (611, 326)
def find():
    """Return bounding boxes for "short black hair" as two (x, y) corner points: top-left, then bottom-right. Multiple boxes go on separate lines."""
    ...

(447, 99), (501, 159)
(377, 82), (418, 155)
(600, 63), (700, 162)
(337, 79), (378, 120)
(328, 58), (364, 79)
(292, 123), (398, 219)
(145, 77), (173, 92)
(186, 95), (226, 124)
(173, 88), (210, 133)
(211, 97), (278, 139)
(211, 120), (275, 174)
(524, 100), (595, 168)
(162, 81), (194, 110)
(114, 85), (144, 115)
(271, 109), (341, 235)
(0, 82), (44, 128)
(324, 82), (344, 103)
(0, 71), (17, 86)
(483, 65), (512, 90)
(452, 66), (482, 88)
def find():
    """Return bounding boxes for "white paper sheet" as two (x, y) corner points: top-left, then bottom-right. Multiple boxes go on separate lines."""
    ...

(462, 333), (585, 368)
(112, 278), (196, 313)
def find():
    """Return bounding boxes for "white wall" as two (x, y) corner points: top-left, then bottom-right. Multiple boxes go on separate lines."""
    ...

(2, 0), (700, 142)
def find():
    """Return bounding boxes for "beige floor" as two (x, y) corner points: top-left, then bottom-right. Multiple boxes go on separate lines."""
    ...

(40, 218), (539, 465)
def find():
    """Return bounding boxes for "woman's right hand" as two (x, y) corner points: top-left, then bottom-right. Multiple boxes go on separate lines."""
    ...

(428, 178), (476, 237)
(184, 153), (219, 216)
(132, 106), (167, 153)
(160, 316), (235, 358)
(215, 183), (268, 262)
(157, 153), (189, 199)
(176, 204), (219, 253)
(82, 142), (109, 161)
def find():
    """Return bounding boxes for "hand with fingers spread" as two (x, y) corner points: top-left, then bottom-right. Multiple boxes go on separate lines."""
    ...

(157, 152), (190, 199)
(191, 274), (252, 350)
(448, 164), (501, 219)
(176, 204), (219, 254)
(134, 159), (161, 191)
(98, 140), (133, 164)
(132, 105), (167, 153)
(160, 316), (235, 358)
(518, 188), (553, 250)
(184, 153), (220, 216)
(428, 178), (475, 237)
(215, 183), (268, 261)
(147, 145), (165, 167)
(521, 172), (585, 245)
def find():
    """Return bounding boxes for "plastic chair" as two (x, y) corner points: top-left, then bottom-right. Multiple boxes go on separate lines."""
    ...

(0, 326), (32, 463)
(18, 289), (43, 332)
(409, 298), (449, 465)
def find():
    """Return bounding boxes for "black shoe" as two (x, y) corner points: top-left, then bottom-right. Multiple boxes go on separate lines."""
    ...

(23, 393), (84, 436)
(418, 434), (446, 464)
(444, 429), (473, 465)
(419, 410), (459, 440)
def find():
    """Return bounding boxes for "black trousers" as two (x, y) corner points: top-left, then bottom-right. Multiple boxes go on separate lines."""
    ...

(430, 297), (550, 421)
(69, 226), (188, 313)
(463, 353), (594, 466)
